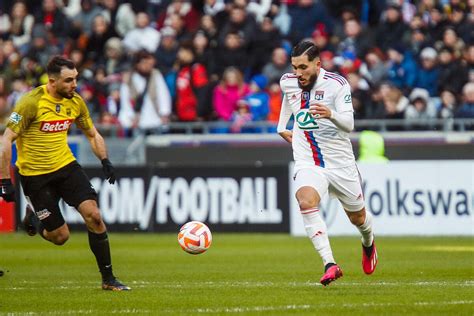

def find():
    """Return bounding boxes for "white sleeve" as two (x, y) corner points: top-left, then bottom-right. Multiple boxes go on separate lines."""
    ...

(155, 71), (172, 116)
(118, 83), (135, 128)
(330, 83), (354, 133)
(277, 92), (292, 133)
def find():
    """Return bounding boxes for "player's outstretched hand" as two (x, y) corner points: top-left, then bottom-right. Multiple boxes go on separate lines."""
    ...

(101, 159), (116, 184)
(0, 178), (15, 202)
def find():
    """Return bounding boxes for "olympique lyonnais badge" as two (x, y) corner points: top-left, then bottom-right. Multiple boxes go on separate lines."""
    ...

(315, 90), (324, 100)
(56, 104), (61, 113)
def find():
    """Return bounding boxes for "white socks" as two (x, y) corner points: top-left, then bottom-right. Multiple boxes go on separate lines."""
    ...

(357, 211), (374, 247)
(301, 208), (335, 266)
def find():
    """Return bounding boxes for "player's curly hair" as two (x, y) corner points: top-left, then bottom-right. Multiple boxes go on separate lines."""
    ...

(46, 56), (75, 76)
(291, 41), (320, 61)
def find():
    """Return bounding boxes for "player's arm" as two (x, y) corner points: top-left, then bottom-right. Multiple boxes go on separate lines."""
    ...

(77, 97), (116, 184)
(277, 78), (293, 144)
(309, 84), (354, 133)
(0, 128), (18, 180)
(1, 96), (36, 201)
(83, 125), (116, 184)
(0, 128), (17, 202)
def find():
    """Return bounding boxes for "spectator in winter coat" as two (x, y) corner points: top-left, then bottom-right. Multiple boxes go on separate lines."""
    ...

(455, 82), (474, 118)
(414, 47), (439, 96)
(119, 51), (171, 134)
(386, 45), (418, 94)
(405, 88), (437, 120)
(213, 67), (250, 121)
(174, 45), (210, 122)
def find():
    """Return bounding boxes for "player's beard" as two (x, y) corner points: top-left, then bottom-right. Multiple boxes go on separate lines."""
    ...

(57, 88), (74, 99)
(298, 73), (317, 91)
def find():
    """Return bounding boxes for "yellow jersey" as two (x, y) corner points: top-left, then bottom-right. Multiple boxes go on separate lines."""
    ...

(6, 85), (93, 176)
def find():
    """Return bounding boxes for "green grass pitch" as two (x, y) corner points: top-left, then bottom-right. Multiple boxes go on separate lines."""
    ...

(0, 233), (473, 315)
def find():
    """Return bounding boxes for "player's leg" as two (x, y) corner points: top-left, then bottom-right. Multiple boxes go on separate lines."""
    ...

(294, 168), (342, 285)
(345, 207), (377, 274)
(20, 176), (70, 245)
(329, 165), (377, 274)
(59, 162), (130, 291)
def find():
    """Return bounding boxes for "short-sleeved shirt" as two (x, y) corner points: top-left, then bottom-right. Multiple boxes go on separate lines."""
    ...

(6, 85), (93, 176)
(279, 68), (356, 170)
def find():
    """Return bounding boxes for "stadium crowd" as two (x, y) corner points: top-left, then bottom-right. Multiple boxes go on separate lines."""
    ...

(0, 0), (473, 135)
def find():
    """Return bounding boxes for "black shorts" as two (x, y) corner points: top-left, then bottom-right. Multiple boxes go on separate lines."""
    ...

(20, 161), (97, 232)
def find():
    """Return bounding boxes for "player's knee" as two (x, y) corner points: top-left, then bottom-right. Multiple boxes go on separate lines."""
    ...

(85, 211), (104, 229)
(296, 187), (320, 210)
(52, 232), (69, 245)
(348, 211), (365, 226)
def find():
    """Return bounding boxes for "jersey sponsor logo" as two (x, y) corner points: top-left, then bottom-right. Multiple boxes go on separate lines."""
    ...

(40, 119), (73, 132)
(9, 112), (23, 124)
(315, 90), (324, 100)
(344, 94), (352, 103)
(295, 109), (319, 130)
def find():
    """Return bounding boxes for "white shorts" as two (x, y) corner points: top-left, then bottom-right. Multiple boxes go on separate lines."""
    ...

(294, 164), (365, 212)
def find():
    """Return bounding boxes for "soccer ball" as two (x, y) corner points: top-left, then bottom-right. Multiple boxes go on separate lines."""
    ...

(178, 221), (212, 255)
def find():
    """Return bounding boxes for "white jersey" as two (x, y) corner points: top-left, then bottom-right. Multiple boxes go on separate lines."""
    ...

(278, 68), (356, 170)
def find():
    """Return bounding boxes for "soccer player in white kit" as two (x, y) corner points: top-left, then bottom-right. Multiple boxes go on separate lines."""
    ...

(277, 41), (378, 286)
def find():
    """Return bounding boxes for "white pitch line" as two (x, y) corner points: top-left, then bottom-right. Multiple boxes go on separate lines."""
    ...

(0, 309), (151, 316)
(170, 301), (474, 314)
(1, 280), (473, 291)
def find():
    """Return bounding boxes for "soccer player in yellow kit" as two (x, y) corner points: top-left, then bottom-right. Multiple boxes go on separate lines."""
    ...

(0, 56), (130, 291)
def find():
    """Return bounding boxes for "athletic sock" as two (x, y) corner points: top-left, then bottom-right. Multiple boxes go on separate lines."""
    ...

(357, 211), (374, 247)
(301, 208), (335, 266)
(88, 231), (114, 281)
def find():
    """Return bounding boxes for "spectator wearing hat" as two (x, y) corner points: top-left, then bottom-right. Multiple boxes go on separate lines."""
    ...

(311, 22), (336, 53)
(405, 87), (437, 120)
(231, 74), (269, 133)
(240, 74), (269, 121)
(155, 26), (179, 76)
(414, 46), (439, 96)
(319, 50), (338, 73)
(386, 44), (418, 94)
